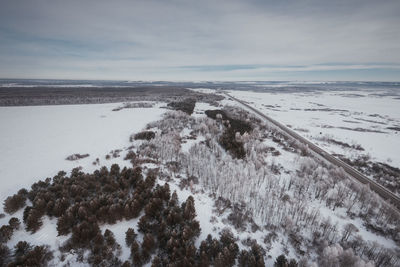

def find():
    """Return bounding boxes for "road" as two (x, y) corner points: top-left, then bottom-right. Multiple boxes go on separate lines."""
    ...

(223, 92), (400, 211)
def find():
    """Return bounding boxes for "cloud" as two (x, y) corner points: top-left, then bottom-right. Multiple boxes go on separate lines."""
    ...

(0, 0), (399, 80)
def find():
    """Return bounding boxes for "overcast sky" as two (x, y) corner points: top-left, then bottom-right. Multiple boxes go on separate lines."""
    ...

(1, 0), (400, 81)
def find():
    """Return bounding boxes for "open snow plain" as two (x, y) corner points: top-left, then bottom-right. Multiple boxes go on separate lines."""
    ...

(228, 89), (400, 167)
(0, 92), (399, 266)
(0, 102), (165, 208)
(226, 88), (400, 196)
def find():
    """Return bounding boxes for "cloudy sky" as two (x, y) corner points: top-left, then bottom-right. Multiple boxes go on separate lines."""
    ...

(1, 0), (400, 81)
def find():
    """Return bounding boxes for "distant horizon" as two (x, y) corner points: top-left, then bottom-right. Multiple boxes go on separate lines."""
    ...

(1, 77), (400, 84)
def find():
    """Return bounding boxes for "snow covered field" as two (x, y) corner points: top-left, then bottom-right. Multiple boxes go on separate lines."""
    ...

(227, 89), (400, 168)
(0, 96), (399, 266)
(0, 102), (165, 209)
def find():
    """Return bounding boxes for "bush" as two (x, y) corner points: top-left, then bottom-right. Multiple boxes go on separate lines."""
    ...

(0, 163), (271, 266)
(25, 208), (43, 233)
(0, 244), (10, 266)
(205, 109), (252, 135)
(125, 228), (137, 247)
(220, 131), (246, 159)
(167, 99), (196, 115)
(71, 221), (101, 247)
(14, 241), (31, 259)
(3, 193), (26, 214)
(9, 243), (53, 267)
(0, 225), (13, 243)
(205, 109), (252, 159)
(104, 229), (118, 250)
(65, 153), (89, 161)
(133, 131), (156, 141)
(238, 244), (265, 267)
(274, 254), (288, 267)
(124, 150), (137, 161)
(142, 233), (156, 253)
(9, 217), (21, 230)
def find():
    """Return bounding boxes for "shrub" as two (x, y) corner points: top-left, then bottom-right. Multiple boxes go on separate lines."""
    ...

(205, 109), (252, 159)
(65, 153), (89, 161)
(0, 225), (13, 243)
(71, 221), (101, 247)
(9, 243), (53, 267)
(9, 217), (21, 230)
(205, 109), (252, 135)
(3, 193), (26, 214)
(104, 229), (118, 250)
(142, 233), (156, 253)
(220, 131), (246, 159)
(133, 131), (156, 141)
(124, 150), (137, 161)
(14, 241), (31, 259)
(167, 99), (196, 115)
(238, 243), (265, 267)
(0, 244), (10, 266)
(125, 228), (137, 247)
(25, 208), (43, 233)
(274, 254), (288, 267)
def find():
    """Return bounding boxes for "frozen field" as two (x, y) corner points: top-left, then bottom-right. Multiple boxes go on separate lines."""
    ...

(0, 96), (398, 266)
(227, 89), (400, 168)
(0, 102), (165, 207)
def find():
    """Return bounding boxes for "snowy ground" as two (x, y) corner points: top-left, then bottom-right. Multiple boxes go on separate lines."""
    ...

(1, 97), (398, 266)
(225, 89), (400, 168)
(0, 102), (165, 211)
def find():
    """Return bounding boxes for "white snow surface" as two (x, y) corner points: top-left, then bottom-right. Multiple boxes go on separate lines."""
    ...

(227, 89), (400, 168)
(0, 102), (165, 210)
(1, 97), (398, 266)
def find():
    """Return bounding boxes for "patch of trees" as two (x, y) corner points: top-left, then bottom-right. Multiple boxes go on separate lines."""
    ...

(198, 230), (240, 266)
(1, 165), (153, 265)
(132, 131), (156, 141)
(144, 106), (399, 266)
(339, 154), (400, 195)
(238, 243), (266, 267)
(317, 243), (374, 267)
(205, 110), (252, 135)
(167, 98), (196, 115)
(131, 191), (201, 265)
(0, 218), (20, 244)
(1, 163), (271, 266)
(205, 109), (253, 159)
(273, 254), (298, 267)
(112, 102), (155, 111)
(2, 241), (53, 267)
(146, 110), (196, 135)
(65, 153), (90, 161)
(0, 244), (10, 266)
(321, 137), (364, 151)
(3, 189), (27, 214)
(0, 85), (223, 107)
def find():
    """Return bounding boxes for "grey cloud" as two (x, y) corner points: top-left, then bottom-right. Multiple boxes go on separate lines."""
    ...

(0, 0), (399, 80)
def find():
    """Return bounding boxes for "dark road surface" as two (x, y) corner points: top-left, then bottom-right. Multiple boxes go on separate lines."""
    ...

(224, 92), (400, 211)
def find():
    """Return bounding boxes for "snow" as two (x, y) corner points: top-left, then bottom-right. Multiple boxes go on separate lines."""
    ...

(3, 210), (74, 266)
(100, 218), (141, 262)
(0, 101), (166, 264)
(227, 89), (400, 168)
(0, 102), (165, 209)
(191, 102), (221, 118)
(313, 204), (397, 248)
(1, 95), (398, 266)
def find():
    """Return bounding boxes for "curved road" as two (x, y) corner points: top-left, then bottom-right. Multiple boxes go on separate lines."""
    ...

(224, 92), (400, 211)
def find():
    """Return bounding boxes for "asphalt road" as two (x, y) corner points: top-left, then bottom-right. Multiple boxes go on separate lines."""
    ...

(224, 92), (400, 211)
